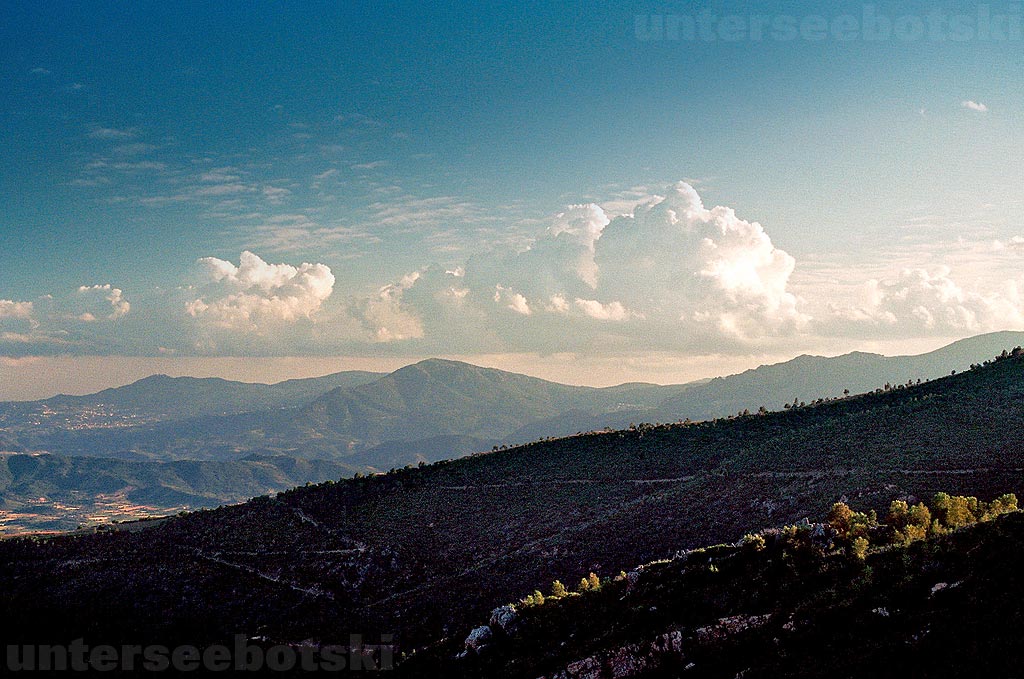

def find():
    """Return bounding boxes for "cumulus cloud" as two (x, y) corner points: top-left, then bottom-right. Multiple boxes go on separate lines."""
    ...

(574, 298), (631, 321)
(592, 181), (803, 338)
(961, 100), (989, 113)
(186, 251), (335, 331)
(0, 300), (34, 320)
(495, 285), (532, 316)
(75, 285), (130, 321)
(992, 236), (1024, 252)
(356, 182), (806, 351)
(834, 267), (1024, 334)
(353, 272), (427, 342)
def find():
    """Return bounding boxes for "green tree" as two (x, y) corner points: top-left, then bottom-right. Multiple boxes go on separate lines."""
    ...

(945, 495), (978, 528)
(827, 502), (853, 536)
(551, 580), (568, 598)
(741, 532), (766, 552)
(908, 502), (931, 527)
(886, 500), (910, 530)
(850, 536), (869, 560)
(899, 502), (931, 543)
(588, 572), (601, 590)
(983, 493), (1019, 520)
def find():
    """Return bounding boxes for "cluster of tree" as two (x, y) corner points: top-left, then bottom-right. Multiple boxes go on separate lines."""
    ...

(827, 492), (1019, 556)
(517, 572), (604, 608)
(511, 491), (1021, 616)
(970, 346), (1024, 371)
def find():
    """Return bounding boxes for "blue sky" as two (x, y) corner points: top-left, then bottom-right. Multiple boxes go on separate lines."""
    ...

(2, 1), (1023, 397)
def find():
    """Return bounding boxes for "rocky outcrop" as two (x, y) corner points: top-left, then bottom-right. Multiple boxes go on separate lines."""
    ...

(463, 625), (493, 653)
(536, 613), (772, 679)
(694, 613), (772, 644)
(535, 628), (684, 679)
(489, 604), (519, 634)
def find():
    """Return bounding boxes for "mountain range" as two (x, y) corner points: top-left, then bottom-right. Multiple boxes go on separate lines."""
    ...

(6, 331), (1024, 463)
(4, 338), (1024, 667)
(2, 331), (1023, 531)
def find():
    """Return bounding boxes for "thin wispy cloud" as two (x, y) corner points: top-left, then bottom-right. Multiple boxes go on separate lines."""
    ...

(199, 168), (243, 183)
(961, 100), (989, 113)
(195, 182), (253, 197)
(88, 127), (136, 140)
(113, 142), (157, 155)
(351, 160), (389, 170)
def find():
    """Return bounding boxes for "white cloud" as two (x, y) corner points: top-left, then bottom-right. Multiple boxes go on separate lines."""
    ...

(961, 100), (989, 113)
(833, 267), (1024, 334)
(358, 182), (806, 351)
(368, 195), (491, 230)
(0, 300), (34, 320)
(112, 143), (156, 155)
(186, 251), (335, 331)
(195, 182), (251, 197)
(355, 272), (427, 342)
(574, 298), (631, 321)
(992, 236), (1024, 252)
(261, 186), (292, 203)
(233, 214), (380, 254)
(76, 285), (130, 321)
(351, 160), (388, 170)
(495, 286), (532, 316)
(199, 168), (242, 183)
(592, 181), (803, 338)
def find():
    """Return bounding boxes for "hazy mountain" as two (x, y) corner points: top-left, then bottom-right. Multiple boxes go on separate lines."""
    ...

(513, 330), (1024, 439)
(653, 330), (1024, 423)
(4, 343), (1024, 656)
(0, 359), (695, 464)
(298, 358), (694, 445)
(4, 333), (1023, 471)
(38, 370), (385, 419)
(349, 434), (501, 469)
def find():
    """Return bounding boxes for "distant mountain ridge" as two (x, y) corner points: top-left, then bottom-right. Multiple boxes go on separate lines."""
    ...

(653, 333), (1024, 423)
(299, 358), (694, 444)
(39, 370), (385, 419)
(4, 332), (1024, 469)
(514, 331), (1024, 438)
(6, 338), (1024, 656)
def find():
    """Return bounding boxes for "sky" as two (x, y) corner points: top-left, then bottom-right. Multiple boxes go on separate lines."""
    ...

(1, 0), (1023, 399)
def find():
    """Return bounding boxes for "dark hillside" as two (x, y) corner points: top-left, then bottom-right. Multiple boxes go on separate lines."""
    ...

(3, 350), (1024, 655)
(402, 499), (1024, 679)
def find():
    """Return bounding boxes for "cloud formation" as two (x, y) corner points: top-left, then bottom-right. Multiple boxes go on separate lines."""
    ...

(87, 127), (136, 139)
(186, 251), (335, 331)
(961, 100), (989, 113)
(0, 300), (34, 320)
(76, 284), (130, 321)
(835, 267), (1024, 334)
(357, 182), (806, 352)
(7, 183), (1024, 361)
